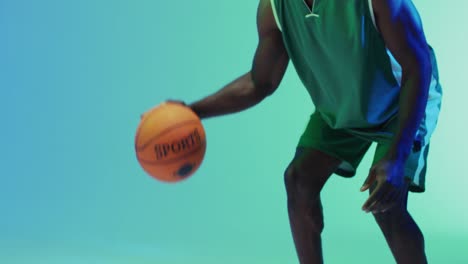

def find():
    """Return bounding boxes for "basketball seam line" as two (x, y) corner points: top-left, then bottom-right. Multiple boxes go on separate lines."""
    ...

(135, 119), (202, 151)
(137, 143), (205, 165)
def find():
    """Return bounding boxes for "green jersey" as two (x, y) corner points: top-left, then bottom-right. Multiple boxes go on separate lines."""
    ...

(271, 0), (442, 131)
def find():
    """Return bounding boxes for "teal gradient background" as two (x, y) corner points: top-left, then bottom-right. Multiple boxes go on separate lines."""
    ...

(1, 0), (467, 263)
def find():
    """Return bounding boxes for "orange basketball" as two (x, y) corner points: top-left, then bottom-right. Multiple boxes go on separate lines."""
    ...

(135, 102), (206, 183)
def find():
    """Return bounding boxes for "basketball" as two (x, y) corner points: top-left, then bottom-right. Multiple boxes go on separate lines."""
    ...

(135, 102), (206, 183)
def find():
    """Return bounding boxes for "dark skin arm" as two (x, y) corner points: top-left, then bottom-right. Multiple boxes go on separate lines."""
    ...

(361, 0), (433, 213)
(188, 0), (289, 119)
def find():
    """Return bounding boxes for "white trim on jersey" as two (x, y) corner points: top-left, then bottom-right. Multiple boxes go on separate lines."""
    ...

(270, 0), (283, 32)
(368, 0), (378, 30)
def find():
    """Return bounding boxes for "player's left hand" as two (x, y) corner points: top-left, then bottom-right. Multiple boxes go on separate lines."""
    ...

(360, 158), (407, 214)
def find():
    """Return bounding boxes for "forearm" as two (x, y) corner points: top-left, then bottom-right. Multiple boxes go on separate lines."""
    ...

(189, 72), (268, 119)
(387, 63), (432, 161)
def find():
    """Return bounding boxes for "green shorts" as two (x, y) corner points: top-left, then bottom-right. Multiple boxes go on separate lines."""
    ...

(297, 111), (436, 193)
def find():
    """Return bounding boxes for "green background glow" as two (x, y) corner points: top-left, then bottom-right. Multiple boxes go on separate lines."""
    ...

(1, 0), (466, 263)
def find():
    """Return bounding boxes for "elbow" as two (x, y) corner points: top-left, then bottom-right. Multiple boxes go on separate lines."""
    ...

(247, 71), (278, 102)
(251, 83), (275, 102)
(417, 50), (433, 77)
(420, 57), (432, 79)
(403, 56), (432, 83)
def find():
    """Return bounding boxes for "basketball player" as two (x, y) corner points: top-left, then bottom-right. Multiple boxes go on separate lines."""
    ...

(158, 0), (443, 263)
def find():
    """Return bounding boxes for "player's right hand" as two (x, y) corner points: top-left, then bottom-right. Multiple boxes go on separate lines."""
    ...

(165, 99), (187, 106)
(140, 100), (187, 120)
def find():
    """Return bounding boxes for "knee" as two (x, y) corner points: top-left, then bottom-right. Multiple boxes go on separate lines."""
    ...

(284, 164), (321, 199)
(284, 165), (296, 195)
(373, 208), (414, 234)
(284, 165), (324, 232)
(283, 149), (338, 199)
(373, 208), (406, 224)
(373, 210), (425, 246)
